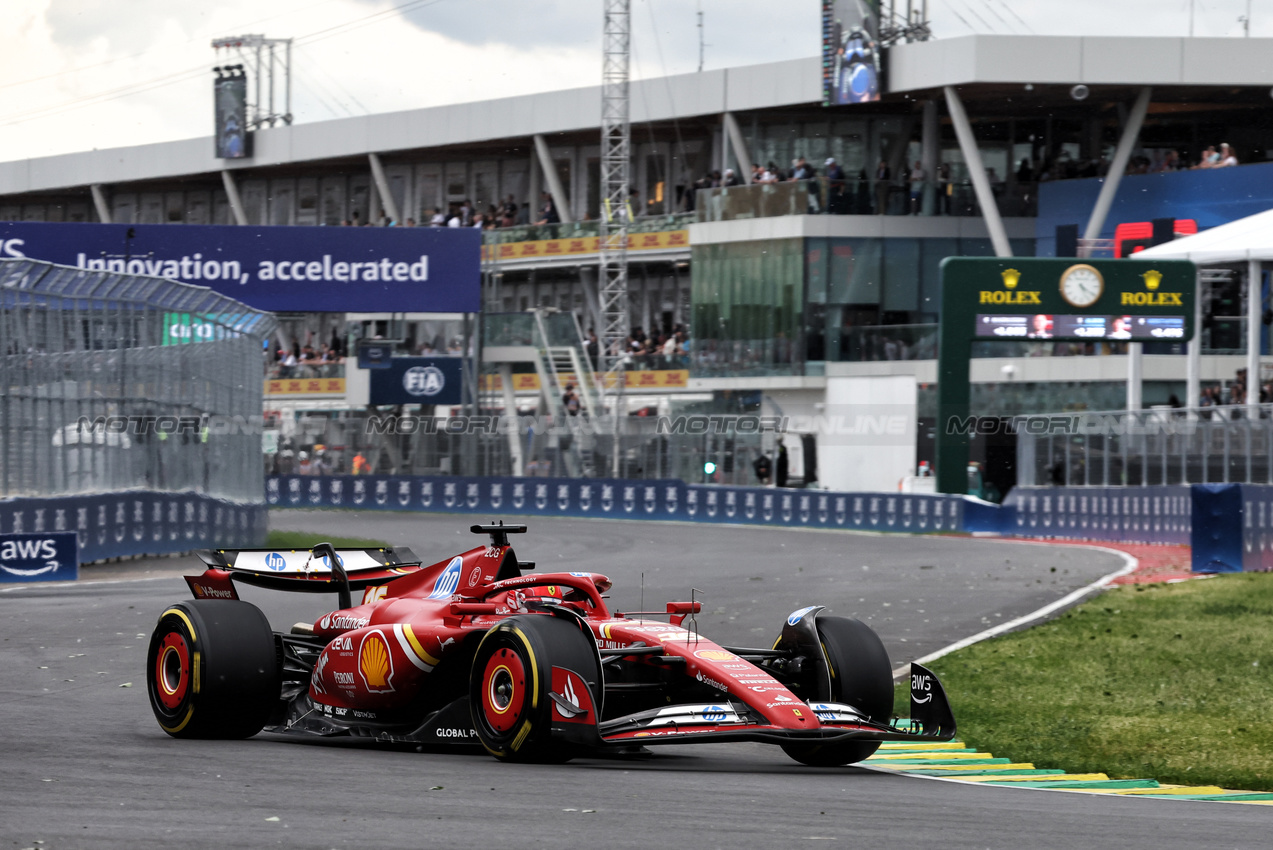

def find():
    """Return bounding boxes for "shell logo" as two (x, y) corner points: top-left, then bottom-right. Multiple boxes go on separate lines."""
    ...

(694, 649), (738, 662)
(359, 630), (395, 693)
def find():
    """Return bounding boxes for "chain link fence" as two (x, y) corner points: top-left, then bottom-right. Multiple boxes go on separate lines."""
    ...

(1, 259), (276, 502)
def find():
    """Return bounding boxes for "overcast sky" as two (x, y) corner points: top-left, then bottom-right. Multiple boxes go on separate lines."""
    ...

(0, 0), (1263, 163)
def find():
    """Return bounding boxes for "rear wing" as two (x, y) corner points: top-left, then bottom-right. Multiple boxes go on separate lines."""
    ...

(193, 544), (423, 607)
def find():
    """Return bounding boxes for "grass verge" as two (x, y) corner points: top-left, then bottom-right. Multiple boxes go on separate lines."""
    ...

(265, 530), (389, 550)
(894, 572), (1273, 791)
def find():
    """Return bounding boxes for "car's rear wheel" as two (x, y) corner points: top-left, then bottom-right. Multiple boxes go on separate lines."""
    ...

(469, 614), (601, 763)
(146, 600), (280, 739)
(782, 615), (892, 767)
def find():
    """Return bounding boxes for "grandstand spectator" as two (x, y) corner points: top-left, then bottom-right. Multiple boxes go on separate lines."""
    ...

(909, 160), (926, 214)
(1216, 143), (1239, 168)
(722, 168), (742, 186)
(535, 193), (560, 225)
(873, 160), (891, 214)
(1193, 145), (1220, 169)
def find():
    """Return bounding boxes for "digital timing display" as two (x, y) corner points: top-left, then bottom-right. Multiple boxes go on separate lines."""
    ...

(975, 314), (1186, 341)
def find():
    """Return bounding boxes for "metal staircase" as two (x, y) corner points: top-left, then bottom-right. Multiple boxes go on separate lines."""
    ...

(531, 310), (601, 476)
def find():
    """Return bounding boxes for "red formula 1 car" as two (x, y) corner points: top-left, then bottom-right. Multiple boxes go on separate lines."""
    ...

(147, 523), (956, 764)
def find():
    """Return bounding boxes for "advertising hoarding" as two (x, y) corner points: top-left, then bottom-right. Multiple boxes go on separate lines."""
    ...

(0, 222), (481, 314)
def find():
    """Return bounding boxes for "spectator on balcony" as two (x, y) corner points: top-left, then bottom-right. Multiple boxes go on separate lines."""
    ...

(936, 162), (952, 215)
(722, 168), (742, 187)
(790, 157), (815, 181)
(873, 160), (891, 215)
(1193, 145), (1220, 169)
(908, 161), (926, 214)
(1216, 143), (1239, 168)
(535, 193), (560, 225)
(825, 158), (848, 214)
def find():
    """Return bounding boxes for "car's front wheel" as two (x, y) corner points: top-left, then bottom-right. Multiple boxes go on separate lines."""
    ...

(469, 614), (601, 763)
(782, 615), (893, 767)
(146, 600), (280, 739)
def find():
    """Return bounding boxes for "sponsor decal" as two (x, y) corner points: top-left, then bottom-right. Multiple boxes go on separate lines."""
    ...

(323, 614), (369, 632)
(263, 552), (287, 571)
(435, 728), (476, 739)
(786, 606), (818, 627)
(695, 671), (730, 691)
(554, 673), (582, 718)
(358, 630), (396, 693)
(428, 556), (464, 599)
(911, 671), (933, 704)
(362, 585), (388, 605)
(693, 649), (737, 662)
(468, 566), (483, 586)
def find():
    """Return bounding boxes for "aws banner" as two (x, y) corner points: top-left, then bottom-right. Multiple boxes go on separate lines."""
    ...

(0, 221), (480, 313)
(0, 532), (78, 583)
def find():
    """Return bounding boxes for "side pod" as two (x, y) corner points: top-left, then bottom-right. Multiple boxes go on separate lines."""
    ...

(908, 663), (956, 739)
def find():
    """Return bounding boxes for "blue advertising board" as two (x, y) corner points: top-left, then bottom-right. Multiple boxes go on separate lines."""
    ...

(0, 221), (480, 313)
(0, 532), (78, 583)
(369, 357), (464, 406)
(265, 474), (972, 534)
(0, 492), (267, 564)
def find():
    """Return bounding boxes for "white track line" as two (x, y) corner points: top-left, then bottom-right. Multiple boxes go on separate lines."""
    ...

(0, 574), (175, 593)
(892, 543), (1138, 680)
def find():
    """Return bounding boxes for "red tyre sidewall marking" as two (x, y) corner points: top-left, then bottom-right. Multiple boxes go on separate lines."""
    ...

(155, 631), (190, 710)
(482, 647), (526, 734)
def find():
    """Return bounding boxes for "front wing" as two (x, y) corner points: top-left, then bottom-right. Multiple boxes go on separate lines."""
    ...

(595, 663), (955, 748)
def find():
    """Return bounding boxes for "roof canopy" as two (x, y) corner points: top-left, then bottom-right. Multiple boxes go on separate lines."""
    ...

(1135, 208), (1273, 265)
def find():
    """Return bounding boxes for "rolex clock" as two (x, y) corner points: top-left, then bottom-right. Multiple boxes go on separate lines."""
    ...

(1059, 263), (1104, 308)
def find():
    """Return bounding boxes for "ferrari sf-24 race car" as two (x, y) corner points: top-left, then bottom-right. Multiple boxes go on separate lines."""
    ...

(147, 523), (956, 765)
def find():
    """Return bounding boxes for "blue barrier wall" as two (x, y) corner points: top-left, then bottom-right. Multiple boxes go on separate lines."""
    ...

(1239, 485), (1273, 572)
(266, 475), (972, 534)
(0, 491), (267, 564)
(1001, 486), (1192, 545)
(1191, 483), (1273, 572)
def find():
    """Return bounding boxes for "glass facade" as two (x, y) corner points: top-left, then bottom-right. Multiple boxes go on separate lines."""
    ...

(691, 236), (1036, 376)
(691, 240), (803, 377)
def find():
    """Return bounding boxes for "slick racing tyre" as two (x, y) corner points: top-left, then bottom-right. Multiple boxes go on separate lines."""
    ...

(782, 615), (892, 767)
(146, 600), (280, 739)
(469, 614), (601, 763)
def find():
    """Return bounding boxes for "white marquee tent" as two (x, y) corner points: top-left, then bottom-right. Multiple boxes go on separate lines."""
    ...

(1136, 208), (1273, 263)
(1137, 208), (1271, 407)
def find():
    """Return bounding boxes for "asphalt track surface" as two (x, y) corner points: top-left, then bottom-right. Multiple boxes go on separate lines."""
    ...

(0, 512), (1266, 849)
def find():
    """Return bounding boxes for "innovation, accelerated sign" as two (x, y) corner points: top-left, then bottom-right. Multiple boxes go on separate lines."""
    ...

(0, 221), (480, 313)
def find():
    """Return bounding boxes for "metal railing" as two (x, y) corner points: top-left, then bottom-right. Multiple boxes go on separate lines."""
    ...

(482, 213), (695, 246)
(694, 177), (1038, 222)
(1017, 404), (1273, 487)
(2, 259), (276, 502)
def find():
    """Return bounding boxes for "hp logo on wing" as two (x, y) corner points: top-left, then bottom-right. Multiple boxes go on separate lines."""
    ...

(701, 705), (727, 722)
(428, 556), (464, 599)
(264, 552), (287, 571)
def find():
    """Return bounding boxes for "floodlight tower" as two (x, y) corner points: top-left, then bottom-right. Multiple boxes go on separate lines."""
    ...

(212, 34), (294, 128)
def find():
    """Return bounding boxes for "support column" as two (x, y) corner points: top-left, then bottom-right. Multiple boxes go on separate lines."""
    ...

(1127, 341), (1143, 412)
(1187, 270), (1202, 414)
(943, 86), (1011, 257)
(722, 112), (755, 184)
(533, 134), (574, 223)
(1248, 258), (1262, 407)
(1084, 87), (1152, 241)
(89, 184), (112, 224)
(368, 153), (400, 224)
(221, 170), (248, 226)
(498, 364), (525, 477)
(920, 100), (939, 215)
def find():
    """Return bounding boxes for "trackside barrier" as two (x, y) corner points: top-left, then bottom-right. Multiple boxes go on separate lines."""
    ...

(265, 475), (979, 534)
(1001, 486), (1191, 545)
(1191, 483), (1273, 573)
(0, 491), (268, 564)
